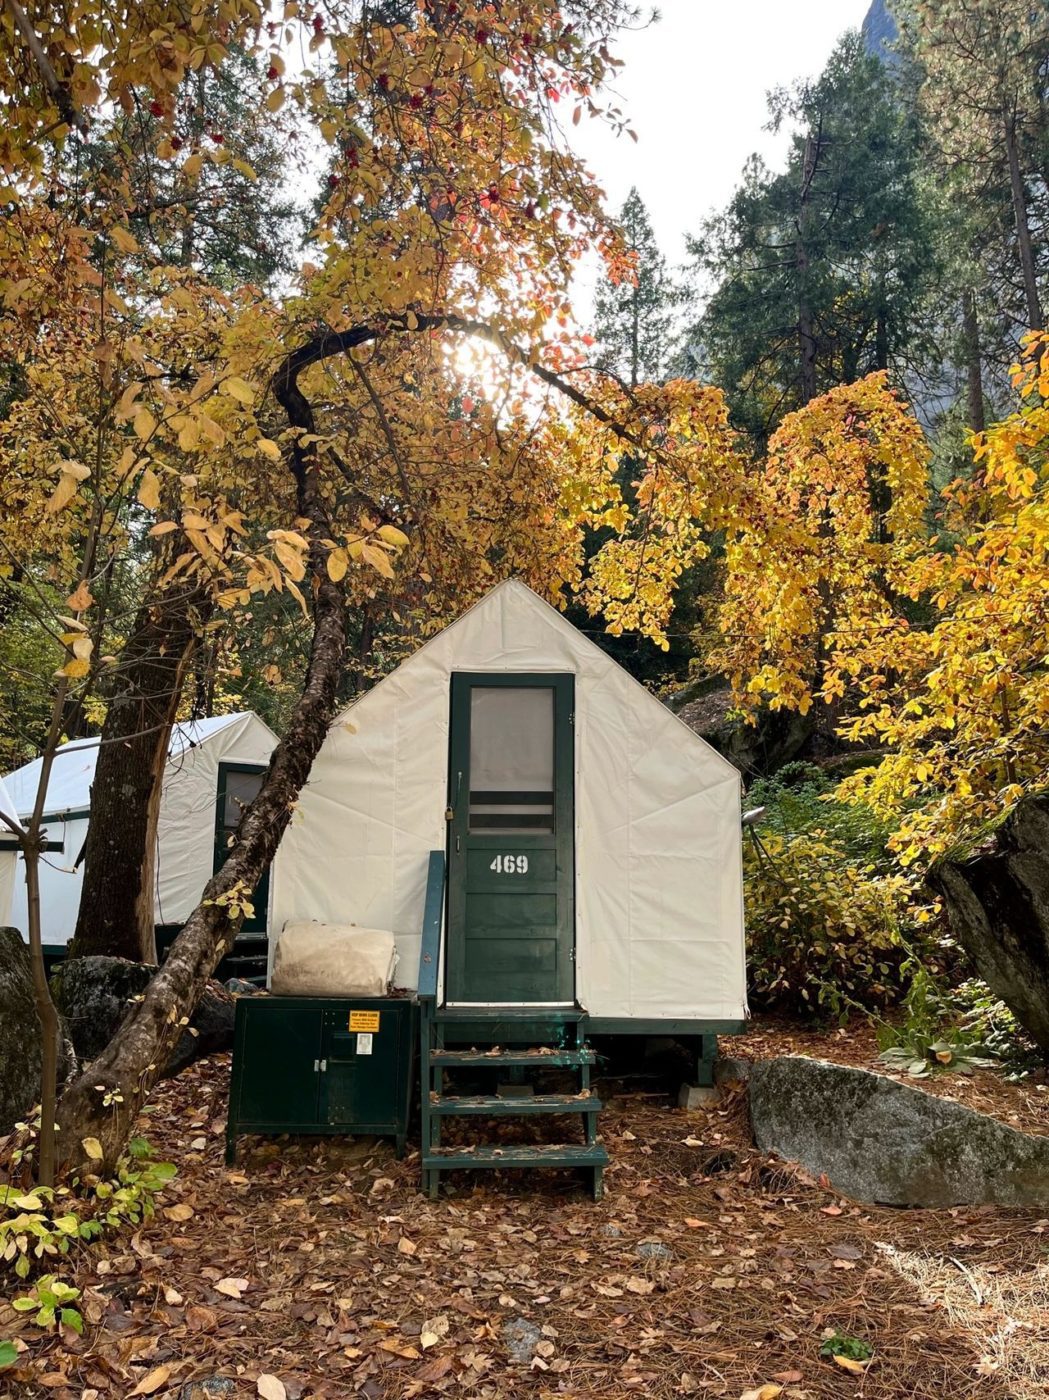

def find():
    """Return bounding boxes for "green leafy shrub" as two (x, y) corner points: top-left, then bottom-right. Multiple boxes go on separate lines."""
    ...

(744, 829), (917, 1017)
(747, 761), (895, 866)
(1, 1136), (175, 1280)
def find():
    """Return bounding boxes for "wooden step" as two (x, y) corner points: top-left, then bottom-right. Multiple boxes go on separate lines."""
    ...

(429, 1047), (596, 1067)
(431, 1092), (602, 1117)
(422, 1142), (608, 1169)
(434, 1007), (587, 1021)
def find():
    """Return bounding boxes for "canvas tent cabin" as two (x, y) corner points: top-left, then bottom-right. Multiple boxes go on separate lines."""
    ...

(0, 775), (20, 928)
(271, 578), (746, 1024)
(264, 579), (745, 1194)
(3, 712), (278, 965)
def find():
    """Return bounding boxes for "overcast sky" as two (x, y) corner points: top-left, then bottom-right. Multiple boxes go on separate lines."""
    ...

(568, 0), (873, 288)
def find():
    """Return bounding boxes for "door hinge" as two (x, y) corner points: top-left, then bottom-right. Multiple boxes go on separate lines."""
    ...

(569, 711), (575, 725)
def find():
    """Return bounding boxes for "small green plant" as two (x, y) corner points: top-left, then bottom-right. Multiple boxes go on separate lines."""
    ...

(877, 1038), (995, 1078)
(874, 957), (996, 1077)
(819, 1332), (873, 1363)
(11, 1276), (82, 1335)
(953, 980), (1044, 1080)
(0, 1339), (17, 1369)
(1, 1134), (176, 1280)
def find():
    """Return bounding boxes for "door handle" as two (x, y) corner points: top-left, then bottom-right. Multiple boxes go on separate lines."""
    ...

(319, 1059), (327, 1072)
(313, 1059), (320, 1072)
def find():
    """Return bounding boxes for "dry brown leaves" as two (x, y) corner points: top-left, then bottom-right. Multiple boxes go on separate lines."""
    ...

(2, 1021), (1045, 1400)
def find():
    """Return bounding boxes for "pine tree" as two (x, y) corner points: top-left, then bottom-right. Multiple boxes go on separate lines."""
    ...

(896, 0), (1049, 337)
(593, 188), (679, 387)
(686, 32), (941, 441)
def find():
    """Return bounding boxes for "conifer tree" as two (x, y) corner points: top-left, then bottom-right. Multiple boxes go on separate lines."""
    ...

(593, 187), (679, 387)
(686, 32), (940, 441)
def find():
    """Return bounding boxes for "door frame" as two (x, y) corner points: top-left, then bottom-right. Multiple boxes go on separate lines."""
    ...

(445, 671), (575, 1006)
(214, 761), (269, 934)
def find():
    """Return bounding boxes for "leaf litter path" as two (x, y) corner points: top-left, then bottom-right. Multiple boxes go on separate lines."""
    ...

(7, 1035), (1047, 1400)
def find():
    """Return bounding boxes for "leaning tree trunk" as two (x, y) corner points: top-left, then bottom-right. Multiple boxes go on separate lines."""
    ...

(68, 583), (208, 964)
(928, 794), (1049, 1056)
(54, 343), (345, 1177)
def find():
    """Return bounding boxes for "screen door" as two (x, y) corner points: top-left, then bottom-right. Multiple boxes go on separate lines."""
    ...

(445, 673), (574, 1004)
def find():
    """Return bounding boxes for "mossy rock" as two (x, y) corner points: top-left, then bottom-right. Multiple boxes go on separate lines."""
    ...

(749, 1055), (1049, 1207)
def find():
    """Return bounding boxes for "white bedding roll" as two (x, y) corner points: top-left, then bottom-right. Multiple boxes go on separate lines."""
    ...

(271, 921), (398, 997)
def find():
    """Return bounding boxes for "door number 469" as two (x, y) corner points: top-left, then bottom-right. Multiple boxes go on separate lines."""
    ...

(490, 854), (529, 874)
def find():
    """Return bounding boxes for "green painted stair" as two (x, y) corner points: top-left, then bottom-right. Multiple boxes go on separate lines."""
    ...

(423, 1143), (609, 1170)
(419, 1006), (605, 1200)
(430, 1092), (603, 1116)
(429, 1046), (596, 1068)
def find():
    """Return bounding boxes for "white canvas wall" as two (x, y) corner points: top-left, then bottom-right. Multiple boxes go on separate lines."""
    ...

(155, 712), (277, 925)
(270, 580), (746, 1021)
(0, 775), (19, 928)
(5, 713), (277, 945)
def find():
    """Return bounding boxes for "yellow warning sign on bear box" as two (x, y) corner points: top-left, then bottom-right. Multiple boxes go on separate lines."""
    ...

(348, 1010), (380, 1033)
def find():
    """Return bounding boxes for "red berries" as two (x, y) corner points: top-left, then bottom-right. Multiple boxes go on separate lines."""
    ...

(328, 173), (340, 187)
(266, 65), (279, 80)
(210, 131), (224, 144)
(409, 93), (423, 109)
(475, 28), (488, 43)
(377, 73), (390, 91)
(149, 100), (164, 118)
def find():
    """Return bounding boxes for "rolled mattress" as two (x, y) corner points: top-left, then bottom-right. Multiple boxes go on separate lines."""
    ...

(271, 921), (398, 997)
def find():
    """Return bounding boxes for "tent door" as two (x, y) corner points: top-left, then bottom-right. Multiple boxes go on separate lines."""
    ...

(445, 673), (575, 1005)
(214, 762), (269, 934)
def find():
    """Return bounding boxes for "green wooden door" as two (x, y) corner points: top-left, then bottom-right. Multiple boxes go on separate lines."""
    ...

(214, 762), (269, 933)
(233, 1000), (322, 1128)
(445, 673), (575, 1005)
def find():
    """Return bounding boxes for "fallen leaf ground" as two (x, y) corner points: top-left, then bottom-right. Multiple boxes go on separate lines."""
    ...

(5, 1020), (1048, 1400)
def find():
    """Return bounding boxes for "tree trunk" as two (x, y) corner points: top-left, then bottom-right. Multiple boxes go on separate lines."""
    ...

(68, 583), (208, 964)
(961, 287), (986, 434)
(54, 342), (345, 1177)
(874, 303), (888, 374)
(927, 794), (1049, 1056)
(1003, 113), (1043, 332)
(53, 588), (344, 1172)
(796, 133), (819, 404)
